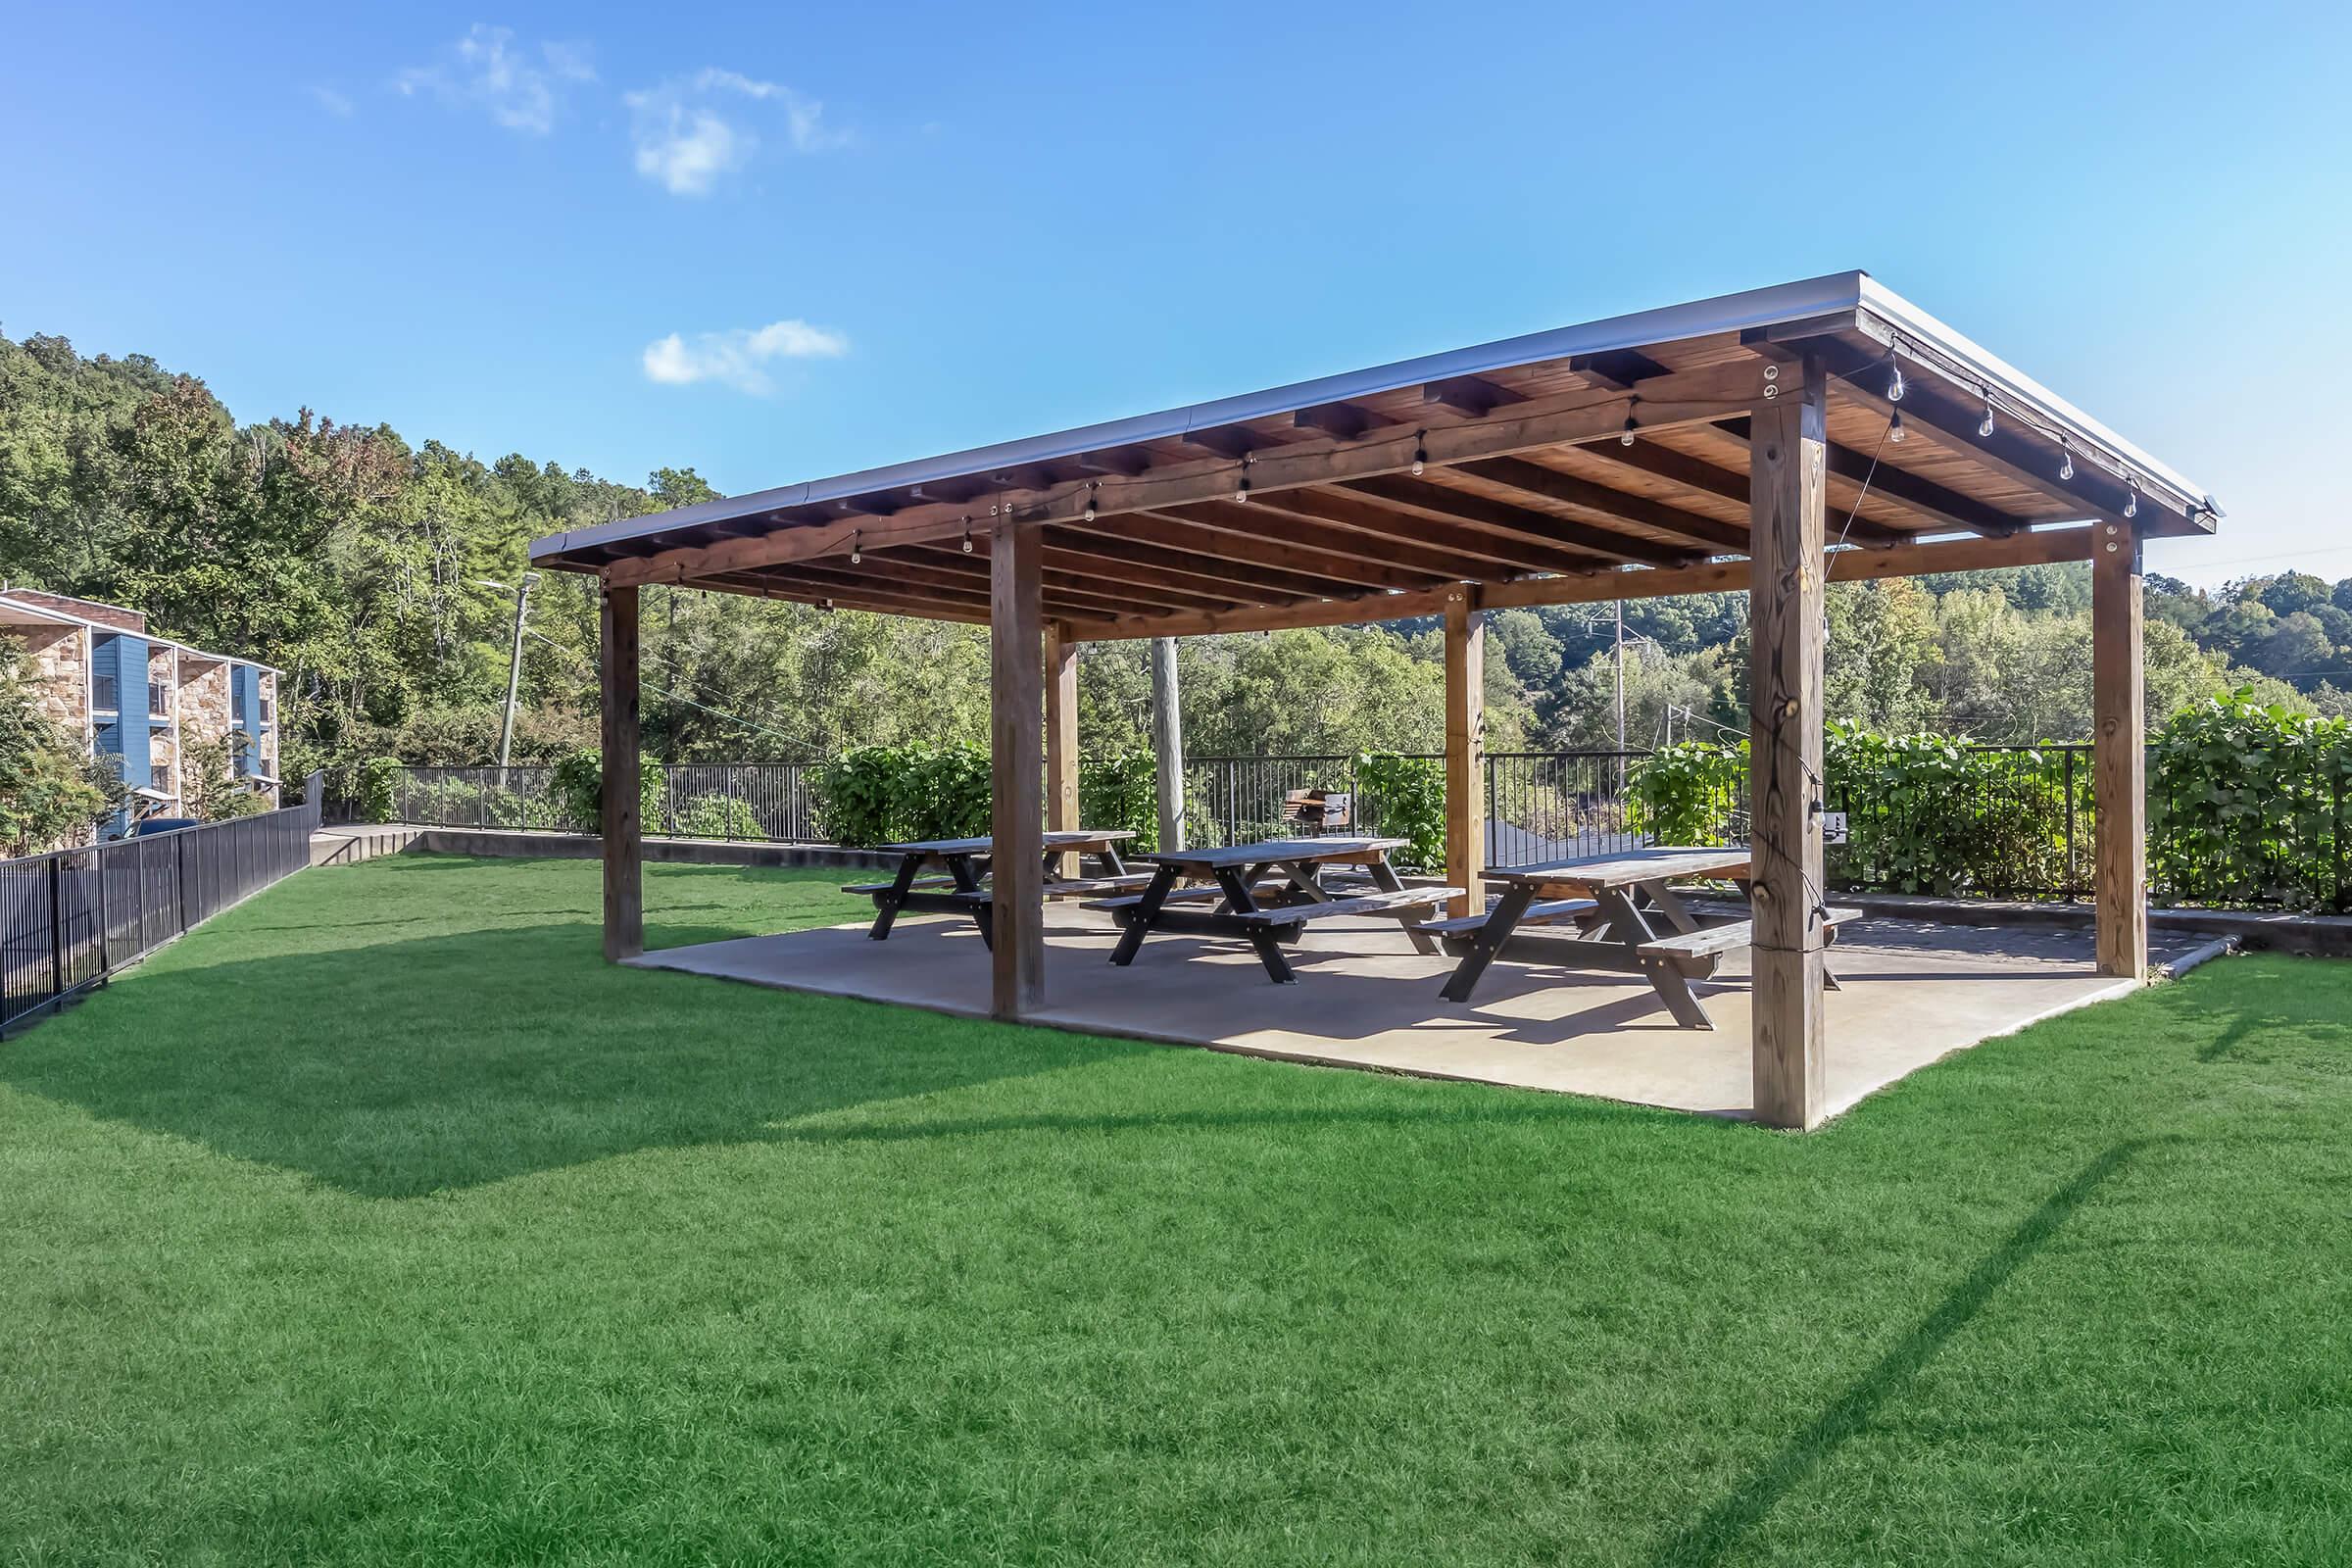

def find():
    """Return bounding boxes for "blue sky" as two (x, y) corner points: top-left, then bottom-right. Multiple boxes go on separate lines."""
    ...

(6, 2), (2347, 586)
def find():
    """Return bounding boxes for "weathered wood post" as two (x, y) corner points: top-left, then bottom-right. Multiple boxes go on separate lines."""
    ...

(1045, 624), (1080, 878)
(599, 579), (643, 961)
(1444, 585), (1485, 919)
(991, 519), (1047, 1019)
(2092, 519), (2146, 979)
(1746, 358), (1829, 1129)
(1151, 636), (1186, 852)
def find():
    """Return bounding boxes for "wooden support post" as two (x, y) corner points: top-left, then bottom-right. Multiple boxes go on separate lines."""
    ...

(2092, 519), (2147, 979)
(1444, 585), (1486, 920)
(1151, 636), (1186, 852)
(599, 580), (643, 961)
(1746, 361), (1829, 1131)
(991, 520), (1047, 1019)
(1046, 624), (1080, 878)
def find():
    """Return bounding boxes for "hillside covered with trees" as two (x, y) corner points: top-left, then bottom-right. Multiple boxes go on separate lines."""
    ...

(0, 327), (2327, 791)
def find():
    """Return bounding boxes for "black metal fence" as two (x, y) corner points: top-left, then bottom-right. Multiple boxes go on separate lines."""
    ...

(1, 779), (321, 1033)
(387, 764), (822, 843)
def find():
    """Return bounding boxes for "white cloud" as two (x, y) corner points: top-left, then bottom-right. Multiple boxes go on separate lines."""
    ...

(642, 320), (849, 393)
(397, 24), (594, 135)
(624, 68), (847, 196)
(307, 84), (356, 118)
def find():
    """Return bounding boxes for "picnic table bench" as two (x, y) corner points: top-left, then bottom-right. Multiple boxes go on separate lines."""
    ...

(1085, 836), (1459, 984)
(1434, 847), (1853, 1028)
(845, 830), (1146, 945)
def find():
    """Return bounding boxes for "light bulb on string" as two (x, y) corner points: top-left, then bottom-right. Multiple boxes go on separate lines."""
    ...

(2058, 443), (2074, 483)
(1620, 413), (1639, 448)
(1978, 398), (1995, 439)
(1887, 410), (1906, 444)
(1410, 431), (1427, 477)
(850, 530), (861, 565)
(1886, 359), (1905, 403)
(2124, 480), (2138, 520)
(960, 517), (973, 554)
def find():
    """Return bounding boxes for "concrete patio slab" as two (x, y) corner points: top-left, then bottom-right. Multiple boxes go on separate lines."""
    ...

(625, 907), (2205, 1122)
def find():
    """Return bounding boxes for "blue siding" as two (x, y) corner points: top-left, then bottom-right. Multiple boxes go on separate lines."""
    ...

(94, 634), (152, 836)
(232, 664), (264, 774)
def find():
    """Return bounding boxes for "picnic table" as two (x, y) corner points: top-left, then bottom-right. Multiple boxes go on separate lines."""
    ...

(1090, 837), (1460, 984)
(847, 830), (1144, 945)
(1433, 847), (1849, 1027)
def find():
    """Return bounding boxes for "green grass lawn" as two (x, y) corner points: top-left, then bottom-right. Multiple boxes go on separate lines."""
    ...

(1, 855), (2346, 1566)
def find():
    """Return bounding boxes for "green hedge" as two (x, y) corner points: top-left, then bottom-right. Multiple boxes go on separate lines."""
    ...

(1619, 694), (2352, 907)
(808, 745), (992, 848)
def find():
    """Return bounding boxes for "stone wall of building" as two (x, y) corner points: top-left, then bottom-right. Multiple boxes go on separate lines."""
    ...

(179, 661), (232, 808)
(18, 624), (89, 735)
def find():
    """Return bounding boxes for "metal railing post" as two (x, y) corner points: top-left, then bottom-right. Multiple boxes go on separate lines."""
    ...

(48, 854), (65, 1008)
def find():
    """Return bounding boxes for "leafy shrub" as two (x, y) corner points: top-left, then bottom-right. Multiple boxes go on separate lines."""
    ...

(1628, 742), (1744, 846)
(361, 756), (401, 823)
(2148, 690), (2352, 908)
(1080, 752), (1158, 851)
(1355, 752), (1445, 871)
(550, 749), (663, 834)
(810, 745), (992, 847)
(674, 793), (765, 841)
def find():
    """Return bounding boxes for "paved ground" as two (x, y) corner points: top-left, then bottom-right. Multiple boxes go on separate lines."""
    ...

(628, 906), (2209, 1121)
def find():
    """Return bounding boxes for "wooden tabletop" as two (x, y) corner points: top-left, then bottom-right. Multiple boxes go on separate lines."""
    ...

(1487, 846), (1751, 887)
(879, 829), (1137, 856)
(1134, 837), (1405, 870)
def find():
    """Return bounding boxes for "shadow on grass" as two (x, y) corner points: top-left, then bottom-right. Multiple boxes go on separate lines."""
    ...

(1651, 1138), (2159, 1567)
(777, 1099), (1632, 1146)
(0, 919), (1155, 1200)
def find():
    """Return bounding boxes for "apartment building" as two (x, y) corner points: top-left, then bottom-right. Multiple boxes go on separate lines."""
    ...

(0, 589), (281, 837)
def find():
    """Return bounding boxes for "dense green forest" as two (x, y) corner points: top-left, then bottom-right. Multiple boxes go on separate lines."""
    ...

(0, 327), (2328, 789)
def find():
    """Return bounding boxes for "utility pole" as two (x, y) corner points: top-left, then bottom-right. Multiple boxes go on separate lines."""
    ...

(479, 572), (539, 771)
(1614, 599), (1627, 793)
(1150, 636), (1185, 852)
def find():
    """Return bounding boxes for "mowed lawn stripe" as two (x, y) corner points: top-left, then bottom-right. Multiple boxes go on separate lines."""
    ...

(1, 855), (2346, 1565)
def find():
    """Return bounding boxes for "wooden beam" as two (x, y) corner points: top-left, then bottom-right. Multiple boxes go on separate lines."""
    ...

(1183, 425), (1257, 460)
(1077, 448), (1150, 477)
(1342, 475), (1698, 568)
(1046, 624), (1080, 879)
(1569, 348), (1673, 388)
(1451, 457), (1751, 553)
(2093, 520), (2146, 980)
(912, 539), (1251, 615)
(1424, 375), (1522, 415)
(599, 581), (643, 961)
(1119, 509), (1451, 592)
(1048, 526), (1371, 602)
(1801, 337), (2157, 527)
(602, 360), (1777, 587)
(1579, 437), (1915, 548)
(879, 550), (1143, 620)
(1065, 525), (2102, 640)
(710, 570), (996, 623)
(1746, 356), (1830, 1132)
(1201, 490), (1559, 582)
(1712, 416), (2030, 538)
(1294, 403), (1374, 440)
(1444, 585), (1485, 920)
(991, 520), (1046, 1019)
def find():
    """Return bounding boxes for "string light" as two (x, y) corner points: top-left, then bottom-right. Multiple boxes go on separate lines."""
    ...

(2124, 478), (2139, 519)
(1978, 395), (1995, 439)
(1887, 409), (1906, 444)
(2058, 441), (2074, 483)
(960, 516), (973, 554)
(1236, 456), (1251, 503)
(1410, 431), (1427, 477)
(850, 530), (861, 564)
(1886, 354), (1905, 403)
(1083, 482), (1099, 523)
(1620, 413), (1639, 448)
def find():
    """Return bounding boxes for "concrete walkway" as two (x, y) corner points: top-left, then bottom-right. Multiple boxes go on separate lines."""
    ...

(627, 906), (2208, 1122)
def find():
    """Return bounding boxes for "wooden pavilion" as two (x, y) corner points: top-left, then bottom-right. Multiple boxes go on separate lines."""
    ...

(530, 271), (2220, 1130)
